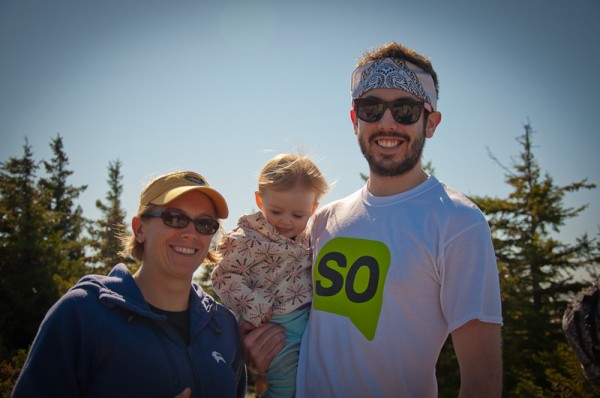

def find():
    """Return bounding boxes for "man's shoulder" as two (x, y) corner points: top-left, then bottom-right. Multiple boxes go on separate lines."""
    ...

(425, 181), (491, 235)
(316, 187), (363, 215)
(436, 181), (484, 214)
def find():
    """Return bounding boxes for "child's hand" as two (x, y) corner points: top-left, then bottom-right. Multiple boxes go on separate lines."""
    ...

(261, 309), (273, 324)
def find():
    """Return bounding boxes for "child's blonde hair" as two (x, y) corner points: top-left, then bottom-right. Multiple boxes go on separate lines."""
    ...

(258, 154), (329, 201)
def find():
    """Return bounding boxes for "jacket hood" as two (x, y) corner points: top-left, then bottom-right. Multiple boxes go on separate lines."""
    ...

(72, 264), (220, 330)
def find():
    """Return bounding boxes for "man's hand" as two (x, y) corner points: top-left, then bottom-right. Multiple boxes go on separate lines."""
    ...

(239, 321), (285, 374)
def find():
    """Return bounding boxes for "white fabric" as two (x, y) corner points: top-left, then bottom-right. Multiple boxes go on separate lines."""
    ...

(351, 58), (438, 110)
(296, 176), (502, 398)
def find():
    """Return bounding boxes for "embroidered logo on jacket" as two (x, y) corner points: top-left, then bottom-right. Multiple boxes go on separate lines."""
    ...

(212, 351), (226, 364)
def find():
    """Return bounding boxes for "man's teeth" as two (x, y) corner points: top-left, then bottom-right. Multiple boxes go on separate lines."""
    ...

(378, 138), (400, 148)
(173, 246), (195, 254)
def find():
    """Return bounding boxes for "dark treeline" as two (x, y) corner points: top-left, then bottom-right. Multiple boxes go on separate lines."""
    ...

(0, 134), (135, 396)
(1, 125), (599, 397)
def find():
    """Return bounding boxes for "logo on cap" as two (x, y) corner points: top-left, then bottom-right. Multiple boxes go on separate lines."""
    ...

(184, 175), (207, 186)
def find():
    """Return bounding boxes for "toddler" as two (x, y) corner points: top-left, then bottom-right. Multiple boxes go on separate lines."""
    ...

(211, 153), (328, 398)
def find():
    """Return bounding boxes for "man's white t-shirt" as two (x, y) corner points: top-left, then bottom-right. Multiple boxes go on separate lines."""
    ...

(296, 176), (503, 397)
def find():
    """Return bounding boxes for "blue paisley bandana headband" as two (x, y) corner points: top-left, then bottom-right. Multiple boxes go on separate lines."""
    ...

(351, 57), (438, 111)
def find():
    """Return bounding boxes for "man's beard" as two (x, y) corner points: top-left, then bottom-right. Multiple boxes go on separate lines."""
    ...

(359, 128), (426, 177)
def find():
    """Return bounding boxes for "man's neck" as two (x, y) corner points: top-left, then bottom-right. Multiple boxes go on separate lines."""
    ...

(367, 167), (429, 196)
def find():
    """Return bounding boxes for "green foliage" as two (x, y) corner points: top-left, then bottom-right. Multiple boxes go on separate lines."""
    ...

(195, 262), (218, 299)
(436, 337), (460, 398)
(0, 348), (27, 398)
(38, 134), (89, 293)
(0, 137), (132, 394)
(87, 159), (135, 274)
(469, 123), (599, 396)
(0, 140), (59, 353)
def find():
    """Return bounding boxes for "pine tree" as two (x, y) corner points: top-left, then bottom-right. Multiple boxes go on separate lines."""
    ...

(88, 159), (134, 273)
(38, 134), (89, 293)
(0, 139), (59, 355)
(470, 123), (599, 395)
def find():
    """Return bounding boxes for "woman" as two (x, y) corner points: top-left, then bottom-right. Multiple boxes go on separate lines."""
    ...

(13, 171), (246, 398)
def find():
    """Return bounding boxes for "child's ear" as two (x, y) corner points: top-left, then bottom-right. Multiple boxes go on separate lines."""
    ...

(254, 191), (263, 210)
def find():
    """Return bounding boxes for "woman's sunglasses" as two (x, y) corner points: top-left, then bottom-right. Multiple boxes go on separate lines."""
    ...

(353, 98), (432, 124)
(141, 209), (219, 235)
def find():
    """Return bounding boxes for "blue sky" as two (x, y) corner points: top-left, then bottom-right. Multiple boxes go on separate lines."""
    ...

(1, 0), (598, 246)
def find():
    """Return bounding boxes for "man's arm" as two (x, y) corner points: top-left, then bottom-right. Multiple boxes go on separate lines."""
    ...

(451, 319), (502, 398)
(239, 321), (285, 374)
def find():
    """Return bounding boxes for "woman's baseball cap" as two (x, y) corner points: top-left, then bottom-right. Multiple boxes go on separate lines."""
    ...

(138, 171), (228, 219)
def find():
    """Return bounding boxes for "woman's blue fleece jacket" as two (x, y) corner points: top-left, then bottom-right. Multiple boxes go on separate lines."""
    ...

(12, 264), (247, 398)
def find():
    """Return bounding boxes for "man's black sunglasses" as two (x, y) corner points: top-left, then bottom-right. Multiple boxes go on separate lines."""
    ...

(353, 98), (432, 124)
(141, 209), (219, 235)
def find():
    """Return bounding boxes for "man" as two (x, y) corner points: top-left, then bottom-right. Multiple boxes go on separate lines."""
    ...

(241, 42), (503, 397)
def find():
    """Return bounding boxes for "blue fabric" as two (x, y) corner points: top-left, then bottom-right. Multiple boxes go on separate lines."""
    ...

(262, 307), (309, 398)
(12, 264), (246, 398)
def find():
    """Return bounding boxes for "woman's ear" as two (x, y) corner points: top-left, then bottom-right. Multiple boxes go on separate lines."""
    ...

(132, 216), (145, 243)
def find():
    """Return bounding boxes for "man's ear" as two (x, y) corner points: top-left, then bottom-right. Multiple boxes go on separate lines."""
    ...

(350, 108), (360, 136)
(425, 111), (442, 138)
(254, 191), (263, 210)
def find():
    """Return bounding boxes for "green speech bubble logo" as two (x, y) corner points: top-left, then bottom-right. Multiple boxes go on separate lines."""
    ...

(313, 237), (391, 340)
